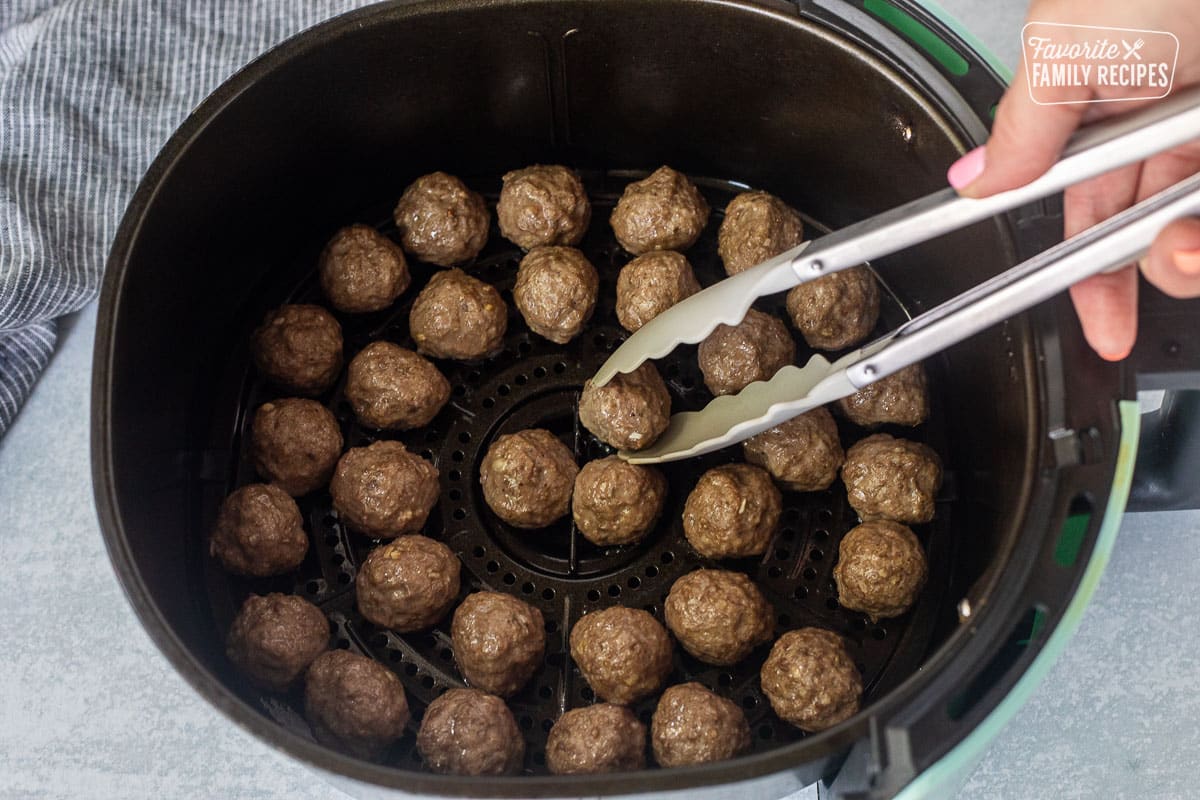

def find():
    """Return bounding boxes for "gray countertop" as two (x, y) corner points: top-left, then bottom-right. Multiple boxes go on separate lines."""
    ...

(2, 3), (1198, 799)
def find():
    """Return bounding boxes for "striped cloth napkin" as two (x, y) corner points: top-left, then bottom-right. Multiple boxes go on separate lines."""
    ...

(0, 0), (374, 437)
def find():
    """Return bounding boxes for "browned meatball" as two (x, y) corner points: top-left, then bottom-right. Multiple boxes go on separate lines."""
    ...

(760, 628), (861, 733)
(698, 309), (795, 396)
(742, 407), (843, 492)
(578, 362), (671, 451)
(651, 683), (751, 768)
(497, 164), (591, 249)
(330, 441), (440, 538)
(610, 166), (710, 255)
(451, 592), (545, 697)
(226, 593), (329, 691)
(356, 535), (460, 632)
(513, 246), (598, 344)
(409, 268), (507, 360)
(251, 304), (343, 396)
(318, 224), (410, 313)
(477, 429), (576, 527)
(546, 704), (647, 775)
(615, 251), (702, 332)
(393, 172), (490, 267)
(717, 191), (805, 276)
(785, 265), (880, 351)
(344, 341), (450, 431)
(304, 649), (409, 759)
(417, 688), (525, 775)
(838, 363), (930, 427)
(664, 569), (773, 666)
(842, 434), (942, 524)
(210, 483), (308, 577)
(572, 456), (667, 546)
(250, 398), (343, 496)
(834, 520), (928, 621)
(682, 464), (781, 559)
(569, 606), (673, 705)
(479, 429), (578, 529)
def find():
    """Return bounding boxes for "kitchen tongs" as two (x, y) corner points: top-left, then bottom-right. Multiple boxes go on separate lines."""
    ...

(594, 85), (1200, 464)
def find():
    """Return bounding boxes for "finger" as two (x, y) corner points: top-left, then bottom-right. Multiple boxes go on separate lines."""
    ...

(1135, 142), (1200, 204)
(948, 64), (1090, 198)
(1064, 161), (1142, 362)
(1142, 217), (1200, 299)
(1068, 265), (1139, 361)
(1063, 162), (1142, 238)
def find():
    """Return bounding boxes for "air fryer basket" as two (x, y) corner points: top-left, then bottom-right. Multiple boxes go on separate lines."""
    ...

(205, 173), (956, 772)
(93, 1), (1131, 797)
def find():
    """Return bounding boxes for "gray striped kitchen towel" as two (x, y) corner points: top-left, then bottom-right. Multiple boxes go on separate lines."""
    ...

(0, 0), (377, 437)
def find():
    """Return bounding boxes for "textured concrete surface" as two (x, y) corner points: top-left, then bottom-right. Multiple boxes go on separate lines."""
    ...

(3, 3), (1199, 800)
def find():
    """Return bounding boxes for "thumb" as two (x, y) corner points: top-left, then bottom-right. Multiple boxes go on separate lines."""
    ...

(948, 64), (1090, 198)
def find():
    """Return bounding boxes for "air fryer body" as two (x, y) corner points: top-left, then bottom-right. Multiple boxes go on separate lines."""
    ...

(92, 1), (1130, 797)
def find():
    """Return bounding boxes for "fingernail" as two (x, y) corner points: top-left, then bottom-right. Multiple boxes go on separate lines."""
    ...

(948, 146), (987, 190)
(1173, 248), (1200, 275)
(1098, 345), (1133, 362)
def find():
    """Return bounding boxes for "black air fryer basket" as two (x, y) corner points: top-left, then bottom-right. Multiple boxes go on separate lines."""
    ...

(91, 1), (1200, 798)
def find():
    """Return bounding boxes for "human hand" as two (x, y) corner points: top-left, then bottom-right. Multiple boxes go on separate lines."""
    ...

(947, 0), (1200, 360)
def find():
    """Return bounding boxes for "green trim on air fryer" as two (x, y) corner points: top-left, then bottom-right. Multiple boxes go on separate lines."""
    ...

(893, 399), (1140, 800)
(913, 0), (1016, 83)
(864, 0), (969, 76)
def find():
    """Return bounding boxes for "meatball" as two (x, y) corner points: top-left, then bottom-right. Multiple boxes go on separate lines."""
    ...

(615, 250), (702, 332)
(417, 688), (525, 775)
(546, 704), (647, 775)
(760, 628), (861, 733)
(409, 268), (507, 360)
(682, 464), (781, 559)
(785, 265), (880, 351)
(513, 246), (598, 344)
(344, 341), (450, 431)
(834, 520), (928, 621)
(578, 362), (671, 451)
(742, 407), (843, 492)
(838, 363), (930, 428)
(497, 164), (591, 249)
(569, 606), (673, 705)
(251, 304), (343, 396)
(651, 683), (751, 768)
(698, 309), (795, 396)
(318, 224), (410, 313)
(330, 441), (440, 538)
(226, 593), (329, 691)
(393, 171), (490, 267)
(304, 649), (409, 759)
(717, 191), (805, 276)
(664, 569), (774, 666)
(210, 483), (308, 577)
(250, 398), (343, 496)
(572, 456), (667, 547)
(479, 429), (578, 529)
(610, 166), (710, 255)
(451, 592), (545, 697)
(841, 434), (942, 524)
(356, 535), (460, 632)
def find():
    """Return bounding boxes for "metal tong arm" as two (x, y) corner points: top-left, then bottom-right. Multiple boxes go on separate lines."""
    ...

(838, 170), (1200, 390)
(594, 85), (1200, 388)
(787, 84), (1200, 285)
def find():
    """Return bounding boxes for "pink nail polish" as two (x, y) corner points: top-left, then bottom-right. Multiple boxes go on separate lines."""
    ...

(948, 146), (987, 190)
(1173, 249), (1200, 275)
